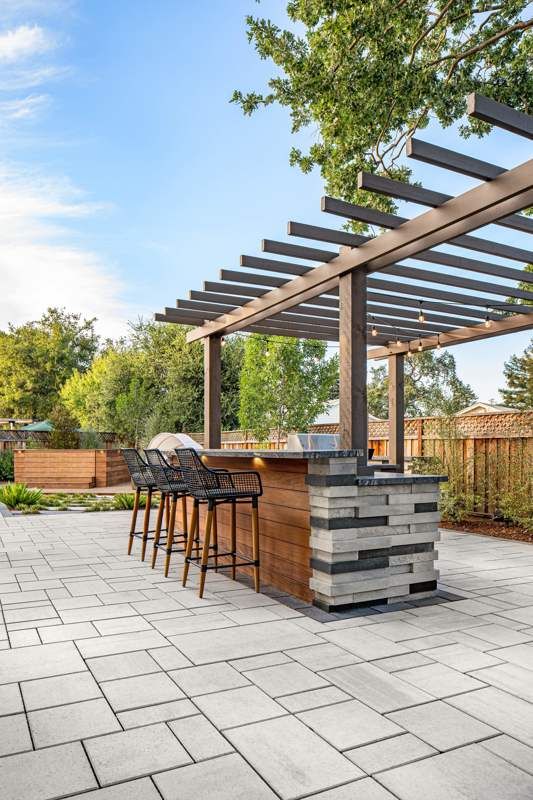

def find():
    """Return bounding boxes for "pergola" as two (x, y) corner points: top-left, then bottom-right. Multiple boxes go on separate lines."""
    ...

(157, 94), (533, 469)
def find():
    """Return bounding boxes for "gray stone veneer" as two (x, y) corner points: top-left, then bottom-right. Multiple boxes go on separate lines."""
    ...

(306, 458), (446, 611)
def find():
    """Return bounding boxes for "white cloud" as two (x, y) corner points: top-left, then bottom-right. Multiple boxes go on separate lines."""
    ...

(0, 24), (55, 63)
(0, 164), (132, 339)
(0, 93), (49, 120)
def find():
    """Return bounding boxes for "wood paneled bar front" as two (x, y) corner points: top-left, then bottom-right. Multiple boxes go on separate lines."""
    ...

(199, 449), (446, 611)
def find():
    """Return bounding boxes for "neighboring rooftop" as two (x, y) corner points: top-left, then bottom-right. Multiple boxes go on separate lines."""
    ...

(457, 401), (521, 416)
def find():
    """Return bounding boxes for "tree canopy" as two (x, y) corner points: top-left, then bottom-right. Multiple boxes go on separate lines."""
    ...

(233, 1), (532, 210)
(239, 334), (338, 441)
(500, 340), (533, 409)
(0, 308), (98, 419)
(368, 350), (476, 418)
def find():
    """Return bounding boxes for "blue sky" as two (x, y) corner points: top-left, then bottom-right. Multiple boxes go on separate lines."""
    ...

(0, 0), (530, 401)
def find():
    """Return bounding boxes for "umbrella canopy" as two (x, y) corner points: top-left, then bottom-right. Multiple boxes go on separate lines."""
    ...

(146, 432), (202, 454)
(21, 420), (53, 431)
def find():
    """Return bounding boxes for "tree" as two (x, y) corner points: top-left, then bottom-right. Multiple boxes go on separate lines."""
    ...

(0, 308), (98, 419)
(368, 350), (476, 418)
(507, 263), (533, 307)
(61, 321), (245, 444)
(239, 335), (338, 442)
(232, 2), (532, 211)
(47, 403), (80, 449)
(500, 340), (533, 409)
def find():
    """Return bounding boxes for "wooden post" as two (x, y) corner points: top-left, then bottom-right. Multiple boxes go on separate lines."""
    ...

(388, 353), (405, 471)
(204, 335), (222, 448)
(339, 270), (367, 457)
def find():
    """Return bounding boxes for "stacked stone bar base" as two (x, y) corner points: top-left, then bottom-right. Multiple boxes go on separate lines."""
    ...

(306, 458), (446, 612)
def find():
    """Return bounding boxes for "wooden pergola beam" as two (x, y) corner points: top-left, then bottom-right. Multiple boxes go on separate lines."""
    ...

(367, 312), (533, 360)
(388, 353), (404, 470)
(322, 196), (533, 266)
(406, 137), (504, 181)
(468, 93), (533, 140)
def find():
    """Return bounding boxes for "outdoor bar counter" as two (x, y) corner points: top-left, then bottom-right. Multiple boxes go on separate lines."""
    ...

(198, 449), (446, 611)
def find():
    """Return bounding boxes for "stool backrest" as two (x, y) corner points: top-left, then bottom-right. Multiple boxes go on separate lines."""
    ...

(174, 448), (218, 498)
(144, 449), (186, 493)
(121, 448), (155, 487)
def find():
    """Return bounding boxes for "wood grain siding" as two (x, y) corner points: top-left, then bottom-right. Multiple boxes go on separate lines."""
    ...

(192, 455), (312, 601)
(14, 449), (130, 489)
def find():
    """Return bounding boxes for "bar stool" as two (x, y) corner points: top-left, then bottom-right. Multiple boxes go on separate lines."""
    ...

(144, 449), (189, 577)
(121, 448), (159, 561)
(174, 448), (262, 598)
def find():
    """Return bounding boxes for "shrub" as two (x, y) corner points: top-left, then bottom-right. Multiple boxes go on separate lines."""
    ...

(47, 404), (79, 449)
(410, 455), (444, 476)
(0, 450), (14, 481)
(113, 492), (157, 510)
(79, 430), (104, 449)
(497, 484), (533, 533)
(0, 483), (43, 509)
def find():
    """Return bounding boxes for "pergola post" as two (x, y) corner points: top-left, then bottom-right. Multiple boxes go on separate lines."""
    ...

(204, 335), (221, 448)
(388, 353), (405, 470)
(339, 270), (367, 457)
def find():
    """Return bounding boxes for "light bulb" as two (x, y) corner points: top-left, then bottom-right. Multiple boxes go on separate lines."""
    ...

(407, 347), (413, 358)
(436, 334), (441, 350)
(417, 338), (423, 352)
(485, 315), (492, 328)
(371, 322), (378, 337)
(418, 301), (425, 323)
(396, 336), (401, 346)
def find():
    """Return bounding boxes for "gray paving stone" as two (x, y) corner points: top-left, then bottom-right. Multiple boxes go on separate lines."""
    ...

(322, 628), (410, 660)
(0, 641), (85, 684)
(297, 698), (403, 750)
(378, 742), (533, 800)
(470, 662), (533, 702)
(28, 697), (121, 747)
(448, 686), (533, 745)
(9, 629), (40, 647)
(279, 686), (351, 713)
(0, 713), (32, 756)
(481, 734), (533, 777)
(117, 698), (197, 728)
(387, 699), (498, 750)
(153, 752), (277, 800)
(229, 651), (293, 671)
(372, 653), (433, 672)
(365, 620), (429, 641)
(154, 612), (235, 636)
(0, 741), (97, 800)
(76, 629), (168, 658)
(171, 619), (319, 664)
(22, 671), (102, 710)
(346, 733), (437, 774)
(85, 722), (192, 784)
(59, 603), (138, 624)
(304, 778), (397, 799)
(395, 662), (487, 698)
(38, 621), (99, 643)
(63, 579), (113, 596)
(463, 623), (533, 647)
(168, 661), (250, 696)
(100, 672), (185, 711)
(323, 662), (433, 712)
(68, 778), (162, 800)
(86, 650), (161, 681)
(0, 683), (23, 715)
(227, 715), (364, 799)
(148, 645), (192, 670)
(194, 685), (287, 729)
(488, 643), (533, 670)
(288, 643), (360, 671)
(244, 661), (330, 697)
(169, 714), (234, 760)
(93, 615), (153, 635)
(420, 642), (503, 671)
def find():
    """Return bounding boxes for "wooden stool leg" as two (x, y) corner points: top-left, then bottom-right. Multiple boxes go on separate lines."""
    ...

(128, 487), (141, 554)
(213, 504), (218, 572)
(141, 488), (152, 561)
(164, 494), (177, 578)
(151, 492), (166, 569)
(251, 498), (260, 593)
(165, 494), (170, 531)
(230, 500), (237, 580)
(181, 495), (188, 537)
(182, 500), (198, 587)
(199, 502), (214, 598)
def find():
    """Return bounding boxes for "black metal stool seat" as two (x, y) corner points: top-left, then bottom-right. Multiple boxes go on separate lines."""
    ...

(174, 448), (262, 598)
(122, 448), (162, 561)
(144, 449), (189, 578)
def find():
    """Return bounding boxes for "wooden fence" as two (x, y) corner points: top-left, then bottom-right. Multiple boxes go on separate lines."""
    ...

(189, 411), (533, 515)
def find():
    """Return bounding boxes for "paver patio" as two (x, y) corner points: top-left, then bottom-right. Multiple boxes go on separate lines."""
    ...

(1, 510), (533, 799)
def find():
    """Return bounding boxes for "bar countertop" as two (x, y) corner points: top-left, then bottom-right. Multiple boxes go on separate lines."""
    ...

(201, 448), (364, 460)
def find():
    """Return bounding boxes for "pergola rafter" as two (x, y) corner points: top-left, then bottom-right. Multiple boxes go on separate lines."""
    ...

(156, 94), (533, 454)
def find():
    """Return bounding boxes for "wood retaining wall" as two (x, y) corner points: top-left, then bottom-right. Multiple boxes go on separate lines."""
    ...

(14, 449), (130, 489)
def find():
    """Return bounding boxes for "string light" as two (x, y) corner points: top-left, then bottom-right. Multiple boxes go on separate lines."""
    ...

(418, 300), (425, 323)
(417, 337), (423, 352)
(396, 332), (401, 346)
(407, 344), (413, 358)
(436, 333), (441, 350)
(371, 316), (378, 337)
(485, 307), (493, 328)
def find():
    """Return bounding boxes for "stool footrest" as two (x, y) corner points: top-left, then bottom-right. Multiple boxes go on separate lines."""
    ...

(131, 529), (167, 540)
(200, 559), (259, 572)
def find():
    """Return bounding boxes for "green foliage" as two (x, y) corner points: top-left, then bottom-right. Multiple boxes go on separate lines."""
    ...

(62, 322), (244, 446)
(0, 450), (14, 481)
(0, 308), (98, 418)
(47, 404), (80, 450)
(233, 2), (532, 210)
(0, 483), (43, 509)
(79, 430), (104, 449)
(498, 483), (533, 532)
(410, 455), (444, 475)
(500, 339), (533, 410)
(239, 334), (338, 442)
(112, 492), (156, 510)
(506, 263), (533, 307)
(368, 350), (476, 418)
